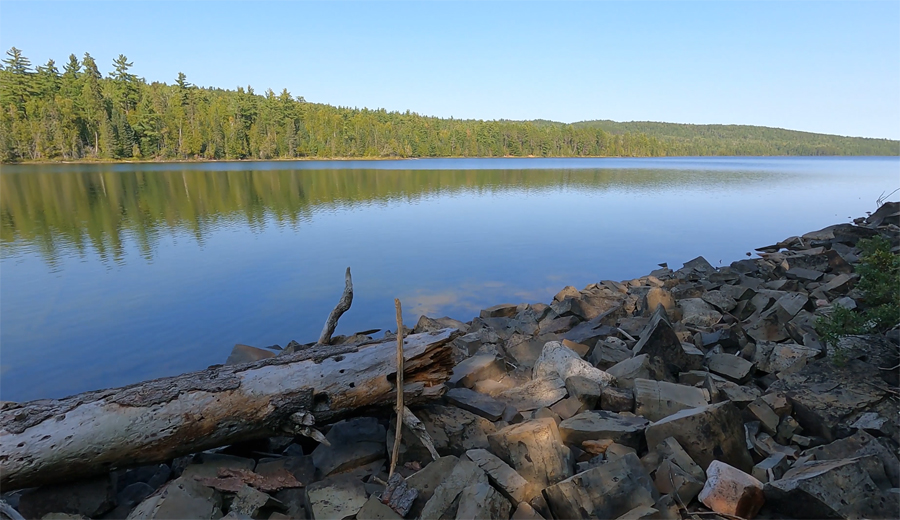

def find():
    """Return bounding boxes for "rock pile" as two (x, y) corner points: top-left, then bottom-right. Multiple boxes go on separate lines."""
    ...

(2, 204), (898, 519)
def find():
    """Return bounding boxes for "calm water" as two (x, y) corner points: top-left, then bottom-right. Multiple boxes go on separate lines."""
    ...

(1, 157), (898, 402)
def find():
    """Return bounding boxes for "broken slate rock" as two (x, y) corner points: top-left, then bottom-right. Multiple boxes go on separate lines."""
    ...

(445, 387), (507, 422)
(699, 460), (765, 519)
(488, 418), (574, 489)
(466, 448), (534, 503)
(225, 344), (276, 365)
(481, 303), (519, 319)
(803, 430), (900, 488)
(126, 477), (222, 520)
(448, 354), (506, 388)
(455, 482), (512, 520)
(311, 417), (386, 476)
(558, 410), (649, 449)
(230, 484), (282, 518)
(679, 298), (723, 329)
(645, 401), (754, 473)
(764, 458), (898, 519)
(701, 290), (738, 313)
(707, 353), (754, 383)
(533, 341), (615, 388)
(601, 386), (635, 413)
(590, 337), (633, 369)
(498, 376), (567, 411)
(417, 404), (497, 455)
(633, 379), (707, 422)
(17, 475), (116, 520)
(565, 375), (602, 410)
(419, 458), (488, 520)
(606, 355), (651, 389)
(181, 453), (255, 480)
(543, 452), (658, 520)
(632, 310), (699, 379)
(357, 495), (402, 520)
(405, 455), (459, 518)
(306, 475), (368, 520)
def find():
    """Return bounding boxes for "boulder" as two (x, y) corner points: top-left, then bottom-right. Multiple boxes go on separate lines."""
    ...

(448, 354), (506, 388)
(550, 397), (584, 420)
(466, 448), (534, 503)
(306, 475), (368, 520)
(419, 458), (487, 520)
(455, 482), (512, 520)
(752, 453), (791, 483)
(654, 457), (704, 504)
(481, 304), (519, 319)
(601, 386), (635, 413)
(755, 342), (820, 375)
(126, 477), (222, 520)
(679, 298), (723, 328)
(506, 333), (562, 367)
(746, 399), (780, 436)
(590, 337), (633, 369)
(417, 404), (497, 455)
(445, 387), (507, 422)
(633, 379), (707, 422)
(311, 417), (385, 476)
(786, 267), (824, 282)
(357, 495), (402, 520)
(701, 290), (738, 313)
(606, 355), (652, 389)
(565, 375), (602, 410)
(632, 310), (702, 379)
(230, 485), (282, 518)
(488, 418), (574, 489)
(764, 458), (898, 519)
(414, 315), (468, 334)
(558, 410), (649, 449)
(543, 453), (658, 520)
(533, 341), (615, 388)
(707, 353), (754, 383)
(405, 456), (459, 518)
(645, 401), (754, 473)
(498, 376), (567, 411)
(225, 344), (276, 365)
(698, 461), (765, 519)
(512, 501), (546, 520)
(17, 475), (117, 519)
(803, 430), (900, 488)
(645, 287), (677, 316)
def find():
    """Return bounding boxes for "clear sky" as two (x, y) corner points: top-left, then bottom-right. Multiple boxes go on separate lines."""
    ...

(1, 1), (898, 139)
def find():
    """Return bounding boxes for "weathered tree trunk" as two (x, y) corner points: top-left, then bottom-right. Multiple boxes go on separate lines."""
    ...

(0, 329), (455, 490)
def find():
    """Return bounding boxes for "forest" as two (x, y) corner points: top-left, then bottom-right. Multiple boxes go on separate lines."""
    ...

(1, 48), (897, 163)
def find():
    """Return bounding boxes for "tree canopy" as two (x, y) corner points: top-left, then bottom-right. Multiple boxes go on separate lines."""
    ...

(0, 48), (897, 163)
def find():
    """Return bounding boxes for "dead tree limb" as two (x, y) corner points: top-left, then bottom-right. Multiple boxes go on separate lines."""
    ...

(318, 267), (353, 345)
(389, 298), (405, 478)
(0, 328), (455, 490)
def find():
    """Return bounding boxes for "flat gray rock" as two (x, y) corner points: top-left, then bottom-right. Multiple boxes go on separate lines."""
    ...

(558, 410), (649, 449)
(311, 417), (386, 476)
(445, 387), (507, 421)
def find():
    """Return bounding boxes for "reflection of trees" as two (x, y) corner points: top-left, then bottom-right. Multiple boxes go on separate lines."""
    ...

(0, 166), (765, 264)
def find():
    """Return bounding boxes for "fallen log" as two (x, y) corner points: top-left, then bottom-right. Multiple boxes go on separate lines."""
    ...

(0, 328), (456, 490)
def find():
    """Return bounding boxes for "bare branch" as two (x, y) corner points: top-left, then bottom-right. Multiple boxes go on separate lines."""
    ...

(318, 267), (353, 345)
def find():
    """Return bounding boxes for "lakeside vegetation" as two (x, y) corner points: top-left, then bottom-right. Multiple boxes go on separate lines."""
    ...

(1, 48), (897, 163)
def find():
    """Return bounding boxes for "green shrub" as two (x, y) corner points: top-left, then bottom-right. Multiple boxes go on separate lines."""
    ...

(816, 235), (900, 356)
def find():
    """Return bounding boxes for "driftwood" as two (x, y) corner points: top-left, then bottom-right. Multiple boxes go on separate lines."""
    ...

(318, 267), (353, 345)
(389, 298), (405, 478)
(0, 328), (455, 490)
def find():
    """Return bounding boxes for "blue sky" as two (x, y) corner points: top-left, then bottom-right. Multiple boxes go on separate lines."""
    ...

(1, 1), (898, 139)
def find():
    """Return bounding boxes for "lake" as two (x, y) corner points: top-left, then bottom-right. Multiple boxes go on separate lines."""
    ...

(1, 157), (898, 402)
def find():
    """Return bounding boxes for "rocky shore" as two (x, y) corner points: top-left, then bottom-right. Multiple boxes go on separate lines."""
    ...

(2, 203), (898, 520)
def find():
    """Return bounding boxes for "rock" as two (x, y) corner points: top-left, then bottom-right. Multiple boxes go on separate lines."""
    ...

(126, 477), (222, 520)
(701, 290), (738, 312)
(764, 458), (898, 519)
(181, 453), (255, 480)
(606, 355), (654, 390)
(256, 456), (315, 485)
(633, 379), (707, 422)
(445, 387), (507, 421)
(715, 380), (761, 407)
(306, 475), (368, 520)
(448, 354), (506, 388)
(454, 332), (485, 356)
(357, 495), (402, 520)
(645, 287), (677, 316)
(803, 430), (900, 488)
(558, 410), (649, 449)
(533, 341), (615, 388)
(417, 404), (497, 455)
(18, 475), (116, 519)
(550, 397), (583, 420)
(564, 316), (619, 346)
(699, 461), (765, 519)
(507, 333), (562, 367)
(543, 453), (658, 520)
(679, 298), (723, 328)
(707, 353), (754, 382)
(414, 315), (468, 334)
(775, 415), (802, 444)
(419, 459), (488, 520)
(656, 436), (706, 481)
(481, 303), (519, 319)
(645, 401), (754, 472)
(554, 286), (581, 303)
(104, 482), (155, 519)
(822, 273), (857, 294)
(455, 482), (512, 520)
(768, 358), (887, 441)
(746, 399), (780, 435)
(498, 376), (567, 411)
(654, 457), (704, 504)
(561, 338), (591, 358)
(311, 417), (385, 476)
(756, 342), (820, 375)
(850, 412), (890, 436)
(616, 505), (660, 519)
(512, 501), (546, 520)
(539, 315), (581, 334)
(466, 448), (534, 503)
(225, 343), (276, 365)
(601, 386), (635, 412)
(488, 418), (574, 489)
(565, 375), (602, 410)
(786, 267), (824, 282)
(405, 456), (459, 517)
(590, 337), (633, 369)
(752, 453), (791, 483)
(230, 485), (281, 518)
(632, 310), (702, 379)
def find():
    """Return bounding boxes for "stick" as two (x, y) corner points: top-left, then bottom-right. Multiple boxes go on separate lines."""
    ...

(617, 327), (637, 342)
(0, 500), (25, 520)
(318, 267), (353, 345)
(389, 298), (405, 478)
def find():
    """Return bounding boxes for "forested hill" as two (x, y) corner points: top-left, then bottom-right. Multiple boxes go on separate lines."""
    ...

(1, 48), (897, 163)
(573, 120), (899, 156)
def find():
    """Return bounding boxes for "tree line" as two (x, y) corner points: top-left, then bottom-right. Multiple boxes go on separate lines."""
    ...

(1, 48), (896, 163)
